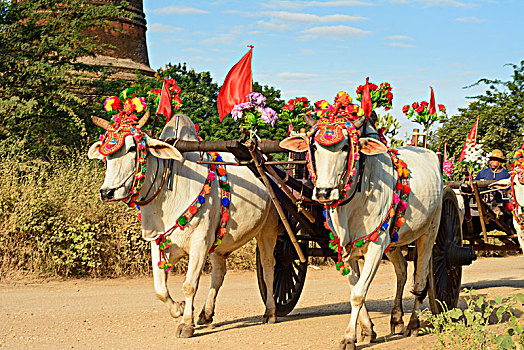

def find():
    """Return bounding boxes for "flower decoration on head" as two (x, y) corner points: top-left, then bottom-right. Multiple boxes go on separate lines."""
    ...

(279, 96), (313, 133)
(104, 96), (122, 115)
(231, 92), (277, 130)
(314, 99), (332, 118)
(402, 87), (446, 135)
(146, 78), (183, 116)
(356, 80), (393, 111)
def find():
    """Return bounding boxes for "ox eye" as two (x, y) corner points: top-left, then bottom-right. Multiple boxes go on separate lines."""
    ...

(342, 144), (349, 152)
(128, 145), (136, 153)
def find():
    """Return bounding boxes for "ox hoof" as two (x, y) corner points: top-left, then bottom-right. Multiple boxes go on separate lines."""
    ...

(176, 324), (194, 338)
(360, 330), (377, 344)
(169, 301), (185, 319)
(339, 339), (356, 350)
(404, 318), (420, 337)
(197, 309), (214, 325)
(262, 311), (277, 324)
(390, 322), (405, 335)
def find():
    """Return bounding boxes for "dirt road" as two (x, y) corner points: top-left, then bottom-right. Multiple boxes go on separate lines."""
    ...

(1, 256), (523, 349)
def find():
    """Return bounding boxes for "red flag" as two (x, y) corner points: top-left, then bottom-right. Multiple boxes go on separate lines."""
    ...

(286, 122), (293, 137)
(156, 81), (172, 122)
(217, 47), (254, 121)
(429, 86), (436, 115)
(458, 116), (479, 161)
(361, 77), (372, 119)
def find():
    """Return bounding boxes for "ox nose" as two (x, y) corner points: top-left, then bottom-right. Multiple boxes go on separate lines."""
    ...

(315, 188), (332, 201)
(100, 188), (115, 201)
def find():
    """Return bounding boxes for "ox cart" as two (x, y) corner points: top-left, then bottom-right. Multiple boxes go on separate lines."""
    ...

(172, 131), (477, 316)
(444, 179), (522, 252)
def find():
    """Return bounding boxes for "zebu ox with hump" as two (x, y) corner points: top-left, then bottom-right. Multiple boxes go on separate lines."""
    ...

(88, 111), (280, 338)
(281, 102), (443, 349)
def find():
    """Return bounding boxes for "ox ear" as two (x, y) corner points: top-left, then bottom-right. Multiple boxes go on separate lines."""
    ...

(88, 141), (104, 160)
(147, 138), (184, 161)
(359, 138), (388, 156)
(279, 135), (308, 152)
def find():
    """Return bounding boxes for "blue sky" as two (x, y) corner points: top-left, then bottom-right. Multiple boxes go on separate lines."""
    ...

(143, 0), (523, 137)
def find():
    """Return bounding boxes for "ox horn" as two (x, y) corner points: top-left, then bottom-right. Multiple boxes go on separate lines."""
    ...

(91, 116), (111, 131)
(304, 114), (316, 127)
(137, 108), (151, 129)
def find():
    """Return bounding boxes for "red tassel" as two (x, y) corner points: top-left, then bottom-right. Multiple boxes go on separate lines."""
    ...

(369, 231), (379, 241)
(137, 212), (142, 222)
(403, 184), (411, 195)
(384, 245), (391, 253)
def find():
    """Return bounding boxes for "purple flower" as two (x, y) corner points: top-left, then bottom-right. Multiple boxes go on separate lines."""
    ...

(248, 92), (266, 107)
(231, 104), (243, 121)
(261, 107), (278, 127)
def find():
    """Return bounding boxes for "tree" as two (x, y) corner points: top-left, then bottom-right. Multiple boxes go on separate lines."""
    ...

(433, 60), (524, 160)
(0, 0), (128, 156)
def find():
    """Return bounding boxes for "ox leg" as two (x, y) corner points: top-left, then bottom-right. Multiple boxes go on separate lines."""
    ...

(346, 260), (376, 343)
(385, 247), (407, 335)
(256, 233), (277, 324)
(176, 241), (208, 339)
(341, 238), (387, 350)
(516, 224), (524, 255)
(405, 233), (435, 337)
(197, 253), (227, 326)
(151, 242), (184, 318)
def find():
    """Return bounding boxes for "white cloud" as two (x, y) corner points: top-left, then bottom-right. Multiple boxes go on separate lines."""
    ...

(301, 25), (371, 39)
(416, 0), (476, 7)
(386, 35), (415, 41)
(148, 6), (208, 14)
(268, 11), (367, 23)
(283, 90), (313, 95)
(455, 16), (486, 23)
(199, 26), (244, 46)
(389, 42), (416, 48)
(257, 20), (292, 32)
(264, 0), (374, 9)
(299, 49), (315, 55)
(148, 23), (183, 34)
(277, 72), (320, 79)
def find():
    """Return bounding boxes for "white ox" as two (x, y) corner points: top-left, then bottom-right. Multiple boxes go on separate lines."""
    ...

(281, 116), (443, 349)
(88, 113), (280, 338)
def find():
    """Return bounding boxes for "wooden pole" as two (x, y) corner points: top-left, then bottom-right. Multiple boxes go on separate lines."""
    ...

(472, 182), (489, 242)
(412, 128), (419, 147)
(246, 140), (307, 263)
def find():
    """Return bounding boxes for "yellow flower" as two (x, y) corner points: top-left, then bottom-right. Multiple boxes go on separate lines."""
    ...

(132, 97), (144, 113)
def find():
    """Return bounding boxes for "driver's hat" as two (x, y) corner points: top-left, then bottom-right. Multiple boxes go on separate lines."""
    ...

(488, 149), (506, 162)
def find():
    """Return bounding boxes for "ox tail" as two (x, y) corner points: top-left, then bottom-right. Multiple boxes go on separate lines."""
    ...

(410, 244), (429, 303)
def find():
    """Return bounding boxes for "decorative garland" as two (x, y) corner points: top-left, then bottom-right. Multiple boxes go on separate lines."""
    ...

(509, 149), (524, 229)
(155, 152), (230, 271)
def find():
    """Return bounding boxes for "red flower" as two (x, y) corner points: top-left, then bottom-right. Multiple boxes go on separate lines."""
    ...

(288, 104), (296, 111)
(402, 105), (410, 113)
(412, 102), (419, 109)
(438, 104), (446, 112)
(420, 101), (428, 107)
(356, 85), (364, 94)
(369, 83), (378, 90)
(415, 106), (425, 113)
(300, 97), (308, 102)
(386, 91), (393, 103)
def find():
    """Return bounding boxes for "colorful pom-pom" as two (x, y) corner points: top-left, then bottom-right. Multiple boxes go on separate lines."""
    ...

(218, 227), (227, 237)
(178, 215), (188, 226)
(389, 208), (396, 217)
(208, 172), (216, 182)
(399, 200), (408, 211)
(369, 231), (379, 241)
(189, 205), (197, 215)
(391, 233), (399, 242)
(355, 240), (364, 248)
(216, 155), (223, 162)
(222, 197), (230, 207)
(137, 212), (142, 222)
(221, 213), (230, 223)
(402, 184), (411, 195)
(218, 167), (227, 176)
(198, 195), (205, 204)
(204, 184), (211, 194)
(210, 165), (216, 171)
(396, 217), (405, 227)
(324, 221), (331, 230)
(395, 182), (402, 191)
(393, 193), (400, 204)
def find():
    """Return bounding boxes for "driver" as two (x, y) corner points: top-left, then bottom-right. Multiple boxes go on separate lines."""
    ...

(475, 149), (510, 181)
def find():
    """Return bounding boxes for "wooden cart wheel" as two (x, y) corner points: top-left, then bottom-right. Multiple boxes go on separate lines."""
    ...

(256, 229), (308, 317)
(428, 186), (464, 314)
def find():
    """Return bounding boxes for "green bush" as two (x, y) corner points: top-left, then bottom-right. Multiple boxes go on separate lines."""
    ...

(421, 289), (524, 349)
